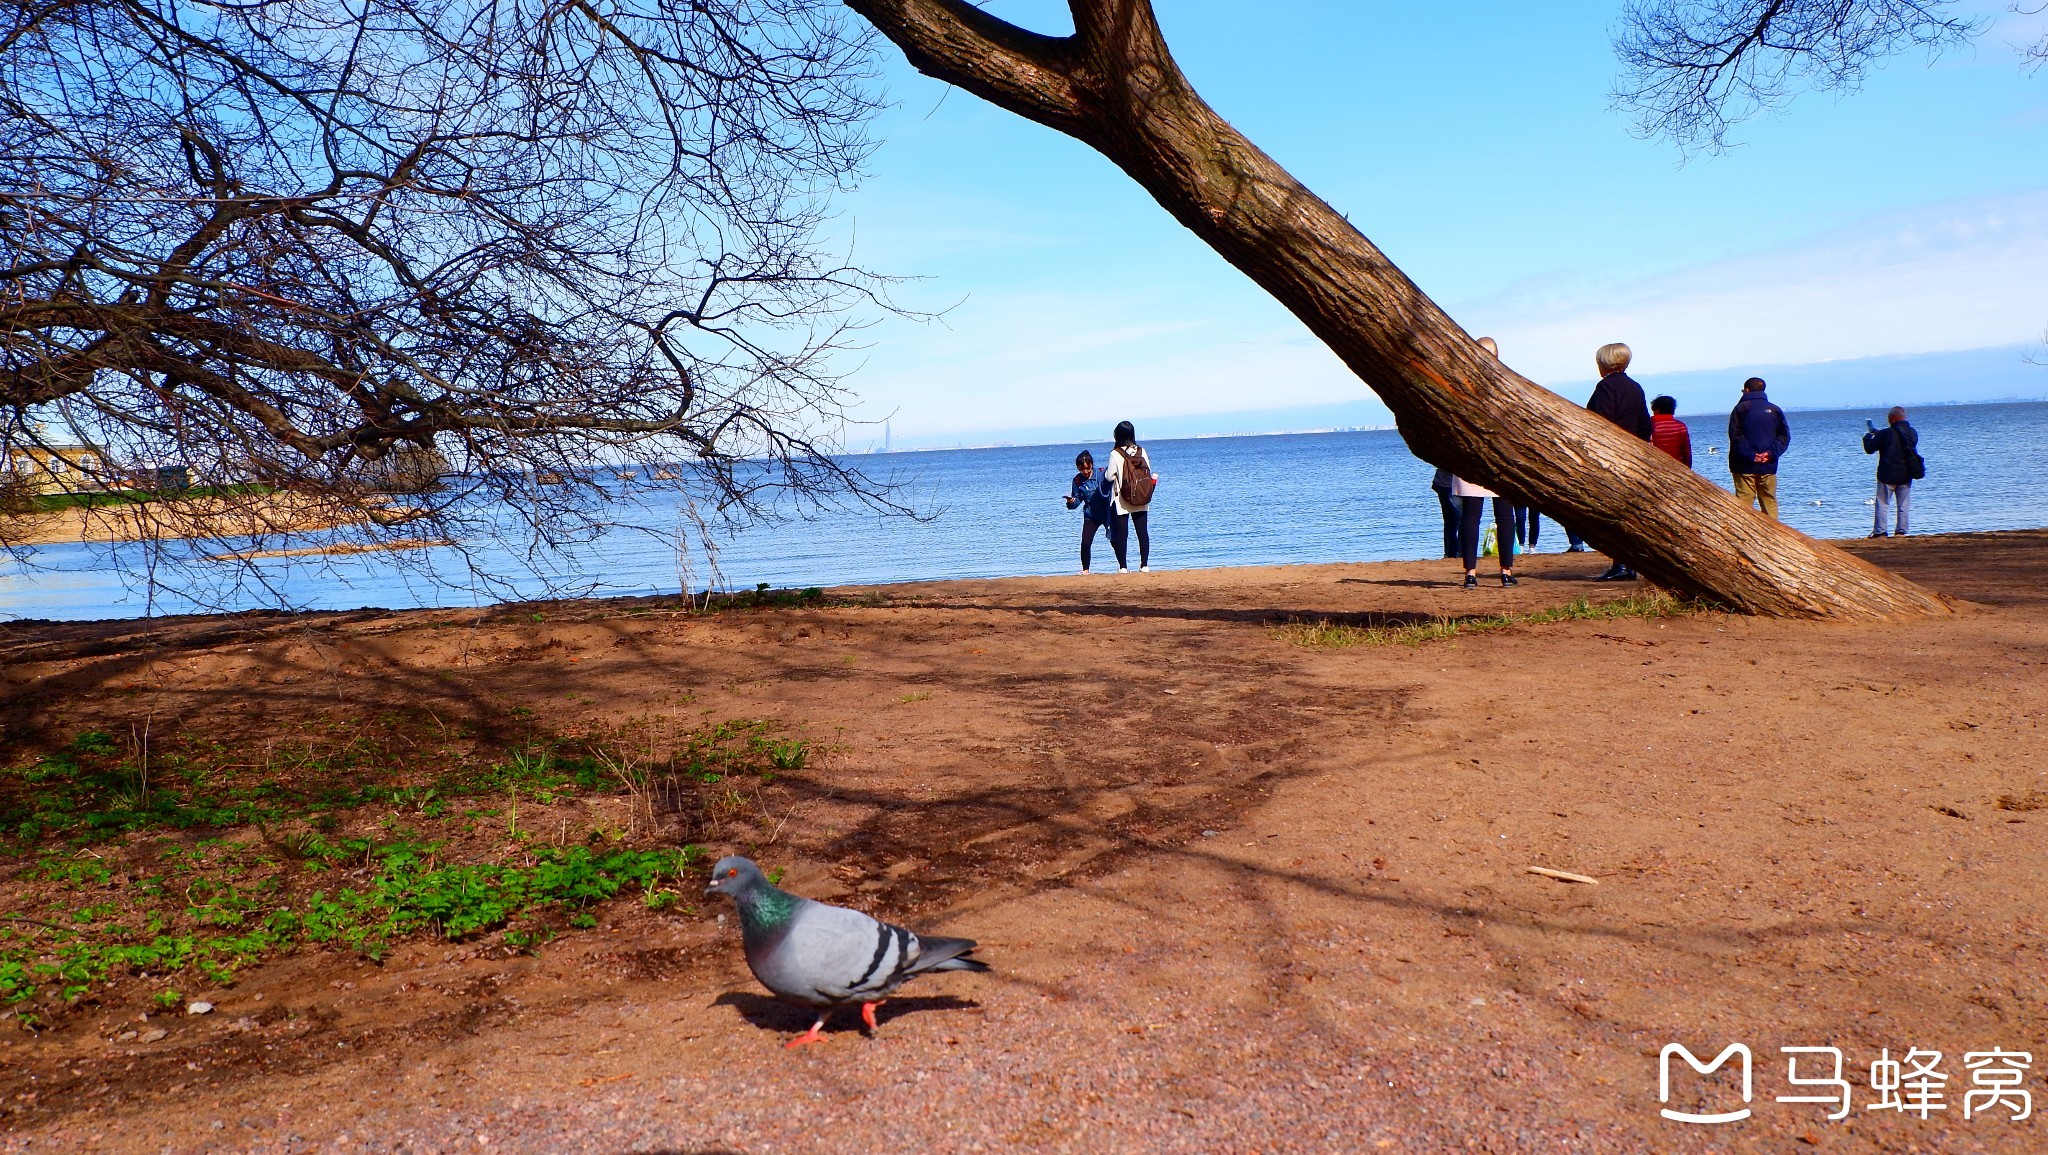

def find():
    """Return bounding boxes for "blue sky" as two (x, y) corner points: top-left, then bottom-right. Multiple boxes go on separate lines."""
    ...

(831, 1), (2048, 448)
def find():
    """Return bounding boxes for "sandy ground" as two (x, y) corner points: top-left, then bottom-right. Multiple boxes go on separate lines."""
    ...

(2, 531), (2046, 1153)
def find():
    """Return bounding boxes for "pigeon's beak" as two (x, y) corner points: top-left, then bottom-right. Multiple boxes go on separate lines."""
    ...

(704, 880), (720, 897)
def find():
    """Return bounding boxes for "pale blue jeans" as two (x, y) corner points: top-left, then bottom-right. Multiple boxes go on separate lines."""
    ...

(1874, 481), (1910, 536)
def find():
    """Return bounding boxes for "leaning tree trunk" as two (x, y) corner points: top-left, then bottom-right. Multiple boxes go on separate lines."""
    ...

(842, 0), (1951, 619)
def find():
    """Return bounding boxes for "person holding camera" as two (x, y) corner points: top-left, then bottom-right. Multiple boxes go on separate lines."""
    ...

(1863, 407), (1922, 537)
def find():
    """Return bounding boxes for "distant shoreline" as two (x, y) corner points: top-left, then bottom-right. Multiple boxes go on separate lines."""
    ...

(2, 491), (407, 547)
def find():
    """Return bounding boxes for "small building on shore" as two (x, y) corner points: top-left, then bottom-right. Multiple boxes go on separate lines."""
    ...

(6, 442), (111, 495)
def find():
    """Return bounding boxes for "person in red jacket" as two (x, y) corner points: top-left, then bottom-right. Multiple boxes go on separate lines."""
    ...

(1649, 395), (1693, 468)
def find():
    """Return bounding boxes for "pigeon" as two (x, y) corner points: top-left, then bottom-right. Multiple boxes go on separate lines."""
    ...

(704, 855), (989, 1047)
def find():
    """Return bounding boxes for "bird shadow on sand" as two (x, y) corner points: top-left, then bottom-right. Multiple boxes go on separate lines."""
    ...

(713, 991), (981, 1037)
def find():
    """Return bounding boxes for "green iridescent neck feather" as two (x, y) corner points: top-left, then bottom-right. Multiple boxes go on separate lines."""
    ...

(738, 885), (797, 934)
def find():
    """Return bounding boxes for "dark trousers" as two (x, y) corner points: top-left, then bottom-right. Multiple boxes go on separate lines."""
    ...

(1434, 488), (1462, 559)
(1514, 506), (1542, 548)
(1079, 517), (1105, 571)
(1565, 523), (1586, 551)
(1461, 497), (1518, 572)
(1109, 510), (1150, 569)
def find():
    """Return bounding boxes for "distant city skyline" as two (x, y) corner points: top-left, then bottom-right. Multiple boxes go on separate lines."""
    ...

(831, 2), (2048, 449)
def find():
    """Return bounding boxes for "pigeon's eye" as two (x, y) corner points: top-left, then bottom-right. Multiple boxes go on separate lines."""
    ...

(725, 868), (738, 878)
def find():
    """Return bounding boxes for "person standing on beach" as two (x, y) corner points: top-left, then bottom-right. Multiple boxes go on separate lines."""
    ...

(1650, 395), (1693, 468)
(1451, 336), (1519, 589)
(1581, 342), (1654, 579)
(1451, 472), (1518, 589)
(1103, 420), (1158, 573)
(1727, 377), (1791, 520)
(1431, 466), (1462, 559)
(1863, 406), (1920, 537)
(1063, 450), (1112, 572)
(1513, 504), (1543, 553)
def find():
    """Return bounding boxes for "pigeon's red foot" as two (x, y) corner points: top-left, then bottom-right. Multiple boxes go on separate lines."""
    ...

(785, 1023), (827, 1049)
(861, 1000), (885, 1031)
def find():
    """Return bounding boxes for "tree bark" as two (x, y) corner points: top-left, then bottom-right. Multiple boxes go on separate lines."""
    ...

(843, 0), (1953, 620)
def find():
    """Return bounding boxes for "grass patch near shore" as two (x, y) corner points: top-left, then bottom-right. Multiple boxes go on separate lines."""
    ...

(0, 714), (805, 1026)
(26, 484), (271, 514)
(1276, 592), (1701, 649)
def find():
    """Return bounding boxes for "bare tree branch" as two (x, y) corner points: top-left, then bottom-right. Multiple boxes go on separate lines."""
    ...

(1612, 0), (1984, 152)
(3, 0), (907, 593)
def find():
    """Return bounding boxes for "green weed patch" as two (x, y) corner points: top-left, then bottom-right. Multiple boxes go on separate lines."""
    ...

(0, 713), (803, 1022)
(1275, 592), (1704, 649)
(27, 484), (271, 513)
(0, 715), (796, 851)
(0, 841), (698, 1007)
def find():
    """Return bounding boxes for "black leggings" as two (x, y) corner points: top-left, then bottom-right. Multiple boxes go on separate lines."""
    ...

(1434, 488), (1462, 559)
(1109, 510), (1150, 568)
(1461, 497), (1518, 572)
(1079, 517), (1105, 570)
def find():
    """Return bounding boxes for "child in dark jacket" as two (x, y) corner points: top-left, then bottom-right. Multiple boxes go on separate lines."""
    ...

(1064, 451), (1112, 573)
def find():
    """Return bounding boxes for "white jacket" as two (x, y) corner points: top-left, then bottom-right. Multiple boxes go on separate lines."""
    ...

(1104, 444), (1154, 514)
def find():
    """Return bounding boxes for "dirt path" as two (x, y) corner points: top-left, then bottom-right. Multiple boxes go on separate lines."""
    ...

(2, 533), (2045, 1152)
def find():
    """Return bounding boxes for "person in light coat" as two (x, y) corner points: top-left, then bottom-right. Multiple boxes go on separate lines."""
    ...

(1102, 420), (1158, 572)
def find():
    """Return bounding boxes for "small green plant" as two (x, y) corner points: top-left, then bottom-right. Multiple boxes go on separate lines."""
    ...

(764, 738), (809, 771)
(390, 785), (445, 818)
(153, 989), (182, 1009)
(899, 691), (931, 704)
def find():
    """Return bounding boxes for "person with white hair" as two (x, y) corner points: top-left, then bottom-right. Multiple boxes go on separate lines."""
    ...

(1579, 342), (1654, 579)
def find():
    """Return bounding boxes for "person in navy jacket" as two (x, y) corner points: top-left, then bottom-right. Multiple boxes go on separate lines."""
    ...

(1727, 377), (1791, 519)
(1862, 407), (1919, 537)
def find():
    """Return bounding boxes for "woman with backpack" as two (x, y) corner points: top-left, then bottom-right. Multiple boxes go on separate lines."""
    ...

(1103, 420), (1159, 572)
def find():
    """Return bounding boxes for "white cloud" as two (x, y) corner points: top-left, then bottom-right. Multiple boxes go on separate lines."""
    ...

(847, 281), (1361, 439)
(846, 184), (2048, 442)
(1454, 188), (2048, 384)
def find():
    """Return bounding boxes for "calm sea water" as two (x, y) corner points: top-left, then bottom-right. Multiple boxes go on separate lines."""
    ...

(6, 401), (2046, 622)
